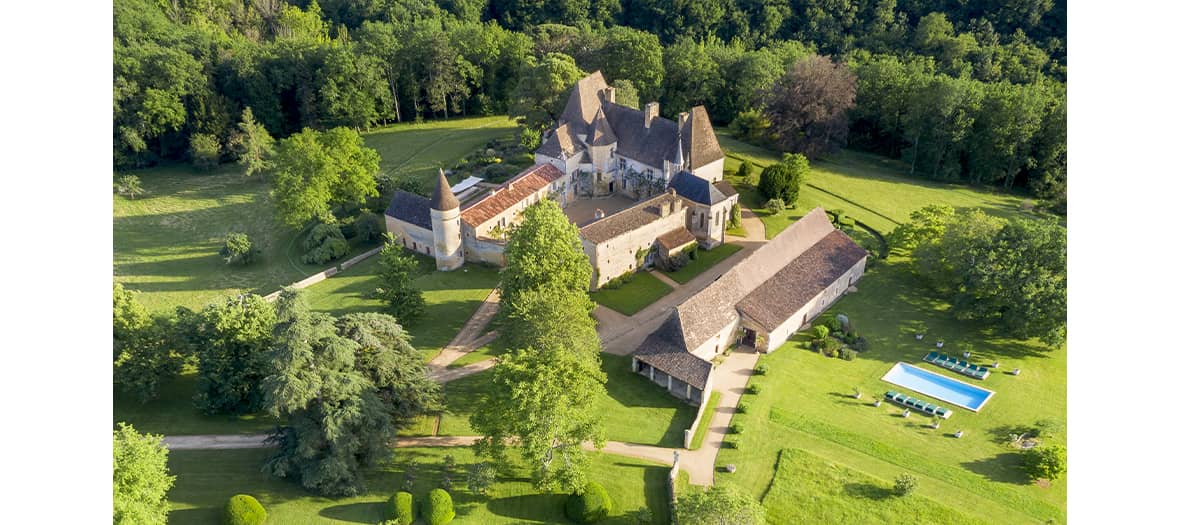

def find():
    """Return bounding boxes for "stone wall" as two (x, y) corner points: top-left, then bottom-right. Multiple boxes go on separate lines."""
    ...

(692, 158), (724, 183)
(385, 217), (436, 258)
(585, 206), (688, 289)
(765, 256), (868, 352)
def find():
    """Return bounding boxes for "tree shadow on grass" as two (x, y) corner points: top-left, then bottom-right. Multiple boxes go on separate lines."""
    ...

(319, 501), (385, 523)
(485, 493), (568, 522)
(844, 482), (894, 500)
(961, 452), (1029, 485)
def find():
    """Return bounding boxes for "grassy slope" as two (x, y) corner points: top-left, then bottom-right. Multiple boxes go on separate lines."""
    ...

(717, 131), (1030, 237)
(167, 447), (671, 524)
(437, 354), (694, 448)
(590, 271), (673, 316)
(660, 243), (743, 284)
(763, 448), (989, 525)
(714, 258), (1066, 524)
(114, 116), (516, 313)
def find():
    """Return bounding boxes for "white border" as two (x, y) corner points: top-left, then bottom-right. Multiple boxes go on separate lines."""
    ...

(880, 362), (996, 412)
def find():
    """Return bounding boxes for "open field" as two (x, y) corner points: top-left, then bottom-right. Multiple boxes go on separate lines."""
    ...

(718, 132), (1032, 237)
(714, 257), (1066, 524)
(590, 271), (673, 316)
(167, 446), (671, 524)
(437, 354), (694, 448)
(115, 117), (516, 313)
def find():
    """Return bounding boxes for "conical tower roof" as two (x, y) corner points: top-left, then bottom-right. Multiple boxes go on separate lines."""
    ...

(431, 168), (460, 211)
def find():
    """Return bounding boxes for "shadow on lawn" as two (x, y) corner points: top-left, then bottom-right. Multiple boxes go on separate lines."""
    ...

(319, 501), (385, 523)
(961, 452), (1029, 485)
(485, 493), (567, 521)
(843, 482), (894, 500)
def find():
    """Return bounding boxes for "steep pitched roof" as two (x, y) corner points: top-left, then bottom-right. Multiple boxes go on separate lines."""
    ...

(460, 164), (564, 227)
(588, 108), (617, 146)
(536, 122), (583, 159)
(669, 172), (733, 205)
(714, 181), (738, 198)
(601, 101), (680, 168)
(736, 230), (868, 330)
(634, 315), (714, 389)
(386, 191), (432, 230)
(431, 169), (459, 211)
(559, 71), (609, 136)
(683, 106), (724, 169)
(579, 192), (687, 244)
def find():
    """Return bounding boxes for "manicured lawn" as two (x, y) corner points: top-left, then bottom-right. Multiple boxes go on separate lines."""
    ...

(590, 271), (673, 316)
(762, 448), (988, 525)
(437, 354), (695, 448)
(115, 116), (516, 313)
(660, 243), (743, 284)
(448, 337), (509, 368)
(167, 446), (671, 524)
(689, 391), (720, 450)
(113, 366), (279, 436)
(725, 222), (748, 238)
(713, 257), (1066, 524)
(718, 131), (1033, 238)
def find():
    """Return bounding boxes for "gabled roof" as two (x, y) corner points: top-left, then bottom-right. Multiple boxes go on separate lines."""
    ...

(460, 164), (564, 227)
(657, 227), (697, 251)
(669, 172), (734, 205)
(431, 169), (459, 211)
(386, 191), (432, 230)
(601, 101), (680, 168)
(588, 108), (617, 146)
(579, 192), (687, 244)
(683, 106), (724, 169)
(536, 122), (583, 159)
(559, 71), (609, 136)
(714, 181), (738, 198)
(634, 314), (714, 389)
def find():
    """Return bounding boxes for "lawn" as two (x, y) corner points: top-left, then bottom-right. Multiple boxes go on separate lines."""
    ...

(689, 391), (720, 450)
(115, 116), (516, 313)
(762, 448), (989, 525)
(447, 337), (509, 369)
(659, 243), (743, 284)
(113, 366), (279, 436)
(590, 271), (673, 316)
(717, 131), (1032, 238)
(437, 354), (695, 448)
(713, 257), (1066, 524)
(167, 446), (671, 524)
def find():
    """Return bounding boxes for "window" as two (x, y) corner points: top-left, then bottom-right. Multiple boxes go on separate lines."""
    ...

(699, 212), (705, 229)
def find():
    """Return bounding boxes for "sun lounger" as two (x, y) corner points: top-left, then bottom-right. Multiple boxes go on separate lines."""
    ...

(924, 351), (939, 363)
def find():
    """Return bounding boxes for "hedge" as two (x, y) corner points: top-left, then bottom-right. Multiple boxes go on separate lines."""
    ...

(385, 491), (413, 525)
(565, 481), (613, 523)
(424, 488), (455, 525)
(223, 494), (267, 525)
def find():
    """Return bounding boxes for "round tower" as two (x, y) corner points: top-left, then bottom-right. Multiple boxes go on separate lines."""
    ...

(430, 169), (464, 271)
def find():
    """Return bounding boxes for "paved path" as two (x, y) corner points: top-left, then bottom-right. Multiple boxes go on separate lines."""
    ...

(675, 347), (760, 486)
(428, 359), (497, 383)
(734, 204), (767, 241)
(427, 289), (500, 371)
(648, 270), (681, 289)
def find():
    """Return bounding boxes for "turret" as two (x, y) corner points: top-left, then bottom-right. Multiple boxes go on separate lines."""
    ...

(430, 168), (464, 271)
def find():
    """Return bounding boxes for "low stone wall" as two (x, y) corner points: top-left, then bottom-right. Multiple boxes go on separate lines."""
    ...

(340, 245), (382, 270)
(263, 245), (383, 302)
(668, 454), (681, 525)
(682, 390), (714, 449)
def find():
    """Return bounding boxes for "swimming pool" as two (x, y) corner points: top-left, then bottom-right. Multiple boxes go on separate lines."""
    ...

(881, 362), (995, 412)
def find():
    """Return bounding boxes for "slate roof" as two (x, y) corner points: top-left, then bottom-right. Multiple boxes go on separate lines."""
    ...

(386, 191), (432, 230)
(536, 122), (582, 159)
(431, 169), (460, 211)
(588, 108), (617, 146)
(579, 193), (686, 244)
(601, 101), (680, 168)
(657, 227), (697, 251)
(714, 181), (738, 198)
(460, 164), (564, 227)
(559, 71), (610, 136)
(634, 315), (714, 389)
(684, 106), (725, 169)
(736, 230), (868, 330)
(669, 172), (734, 205)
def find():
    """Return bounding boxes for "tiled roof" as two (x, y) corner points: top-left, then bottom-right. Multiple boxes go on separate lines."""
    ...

(634, 315), (714, 389)
(386, 191), (432, 229)
(657, 227), (696, 250)
(714, 180), (738, 198)
(431, 169), (459, 211)
(537, 122), (582, 159)
(736, 230), (868, 330)
(579, 193), (686, 244)
(669, 172), (733, 205)
(460, 164), (564, 227)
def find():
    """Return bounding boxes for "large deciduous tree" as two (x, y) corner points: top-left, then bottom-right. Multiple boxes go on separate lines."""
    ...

(600, 26), (664, 102)
(374, 234), (426, 322)
(676, 483), (766, 525)
(271, 127), (380, 228)
(764, 55), (857, 158)
(192, 294), (277, 415)
(511, 53), (585, 130)
(498, 199), (592, 307)
(113, 423), (175, 525)
(113, 284), (187, 402)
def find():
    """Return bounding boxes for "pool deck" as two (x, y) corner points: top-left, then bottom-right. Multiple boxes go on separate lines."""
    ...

(881, 362), (995, 412)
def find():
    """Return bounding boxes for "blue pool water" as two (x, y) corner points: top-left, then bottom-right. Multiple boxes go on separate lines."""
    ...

(881, 362), (995, 411)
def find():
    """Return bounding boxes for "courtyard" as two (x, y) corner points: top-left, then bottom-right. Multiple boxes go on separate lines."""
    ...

(561, 193), (641, 226)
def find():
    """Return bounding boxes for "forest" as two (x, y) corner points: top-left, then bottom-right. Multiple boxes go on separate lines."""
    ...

(114, 0), (1066, 211)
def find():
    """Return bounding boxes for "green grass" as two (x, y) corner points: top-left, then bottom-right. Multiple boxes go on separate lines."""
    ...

(762, 448), (989, 525)
(661, 243), (743, 284)
(717, 131), (1032, 238)
(448, 337), (509, 369)
(590, 271), (673, 316)
(714, 257), (1066, 524)
(437, 354), (695, 448)
(115, 116), (516, 313)
(167, 446), (671, 524)
(689, 391), (720, 450)
(113, 366), (279, 436)
(725, 222), (748, 238)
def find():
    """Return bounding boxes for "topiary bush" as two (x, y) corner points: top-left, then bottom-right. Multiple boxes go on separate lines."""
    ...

(564, 481), (614, 523)
(385, 491), (413, 525)
(736, 401), (749, 414)
(729, 438), (742, 450)
(223, 494), (267, 525)
(747, 383), (761, 395)
(424, 488), (455, 525)
(765, 198), (786, 215)
(753, 363), (768, 375)
(730, 422), (744, 434)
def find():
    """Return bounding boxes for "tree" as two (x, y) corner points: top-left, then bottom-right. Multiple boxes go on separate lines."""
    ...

(335, 312), (441, 426)
(113, 423), (175, 525)
(611, 79), (640, 108)
(193, 294), (277, 415)
(662, 39), (722, 115)
(757, 163), (791, 202)
(467, 462), (496, 496)
(511, 53), (584, 130)
(764, 55), (858, 158)
(190, 132), (221, 169)
(114, 284), (185, 402)
(498, 199), (592, 308)
(779, 153), (808, 206)
(729, 109), (770, 143)
(271, 127), (381, 228)
(374, 234), (426, 321)
(261, 288), (396, 496)
(220, 232), (257, 265)
(600, 26), (663, 101)
(114, 174), (145, 199)
(728, 203), (742, 228)
(893, 473), (918, 496)
(676, 484), (766, 525)
(1023, 444), (1066, 481)
(229, 107), (275, 177)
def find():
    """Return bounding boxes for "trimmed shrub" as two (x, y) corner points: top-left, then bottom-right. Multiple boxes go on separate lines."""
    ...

(824, 317), (844, 333)
(851, 336), (870, 353)
(223, 494), (266, 525)
(729, 438), (742, 450)
(302, 237), (350, 264)
(730, 422), (744, 434)
(753, 363), (768, 375)
(564, 481), (613, 523)
(736, 160), (752, 179)
(813, 325), (830, 340)
(424, 488), (455, 525)
(839, 348), (858, 361)
(385, 491), (413, 525)
(765, 198), (786, 215)
(736, 402), (749, 414)
(303, 223), (345, 251)
(747, 383), (761, 395)
(894, 474), (918, 497)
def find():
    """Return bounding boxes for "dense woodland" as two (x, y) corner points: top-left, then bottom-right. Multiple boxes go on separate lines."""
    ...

(115, 0), (1066, 210)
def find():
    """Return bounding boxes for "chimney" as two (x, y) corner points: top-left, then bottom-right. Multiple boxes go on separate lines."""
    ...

(659, 199), (671, 218)
(678, 112), (689, 127)
(644, 102), (659, 129)
(605, 87), (616, 103)
(670, 189), (681, 212)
